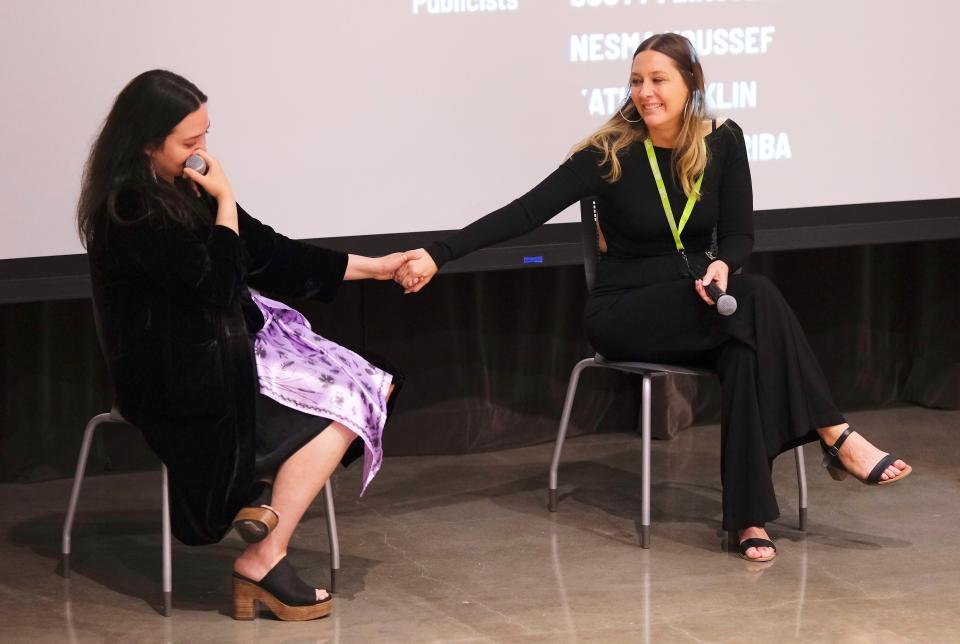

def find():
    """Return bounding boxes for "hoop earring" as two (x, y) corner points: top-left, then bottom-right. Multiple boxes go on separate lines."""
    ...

(618, 101), (642, 124)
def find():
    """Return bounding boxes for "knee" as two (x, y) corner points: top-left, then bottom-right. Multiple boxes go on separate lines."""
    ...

(715, 340), (759, 375)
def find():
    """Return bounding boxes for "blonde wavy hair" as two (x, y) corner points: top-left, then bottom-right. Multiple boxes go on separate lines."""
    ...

(571, 33), (710, 199)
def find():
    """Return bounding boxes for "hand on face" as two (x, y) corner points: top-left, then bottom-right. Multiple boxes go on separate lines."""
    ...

(393, 248), (437, 294)
(182, 149), (234, 203)
(694, 259), (729, 305)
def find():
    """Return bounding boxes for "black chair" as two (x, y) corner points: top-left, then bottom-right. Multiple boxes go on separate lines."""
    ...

(60, 302), (342, 616)
(547, 197), (808, 548)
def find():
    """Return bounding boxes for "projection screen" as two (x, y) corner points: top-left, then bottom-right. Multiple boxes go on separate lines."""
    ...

(1, 0), (958, 300)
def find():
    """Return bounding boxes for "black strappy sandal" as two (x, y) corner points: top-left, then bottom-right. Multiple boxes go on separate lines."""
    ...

(729, 530), (777, 562)
(820, 427), (912, 485)
(232, 556), (332, 621)
(232, 483), (279, 543)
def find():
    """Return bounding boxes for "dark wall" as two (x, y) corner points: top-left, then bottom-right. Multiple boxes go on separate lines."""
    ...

(1, 238), (957, 483)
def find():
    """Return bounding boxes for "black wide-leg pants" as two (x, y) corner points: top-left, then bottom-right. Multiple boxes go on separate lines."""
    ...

(585, 259), (845, 530)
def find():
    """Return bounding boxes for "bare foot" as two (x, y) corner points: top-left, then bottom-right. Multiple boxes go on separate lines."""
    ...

(738, 526), (775, 561)
(234, 544), (329, 602)
(818, 424), (908, 482)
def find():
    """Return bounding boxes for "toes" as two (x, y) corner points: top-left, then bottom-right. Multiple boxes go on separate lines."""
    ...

(316, 588), (329, 601)
(744, 546), (772, 560)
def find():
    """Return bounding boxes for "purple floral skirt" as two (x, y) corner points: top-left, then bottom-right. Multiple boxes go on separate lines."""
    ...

(251, 293), (394, 492)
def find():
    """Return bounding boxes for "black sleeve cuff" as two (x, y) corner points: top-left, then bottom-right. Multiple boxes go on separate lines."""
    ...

(425, 242), (450, 269)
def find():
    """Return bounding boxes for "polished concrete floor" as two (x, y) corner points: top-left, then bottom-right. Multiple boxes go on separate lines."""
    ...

(1, 405), (958, 643)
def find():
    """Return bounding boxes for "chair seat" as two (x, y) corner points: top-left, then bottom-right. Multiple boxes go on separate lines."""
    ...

(593, 354), (713, 378)
(550, 351), (809, 547)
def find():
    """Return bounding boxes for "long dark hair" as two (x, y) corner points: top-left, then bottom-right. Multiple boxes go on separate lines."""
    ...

(77, 70), (208, 246)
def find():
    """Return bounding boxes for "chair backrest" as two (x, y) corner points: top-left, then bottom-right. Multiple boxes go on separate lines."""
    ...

(578, 197), (602, 292)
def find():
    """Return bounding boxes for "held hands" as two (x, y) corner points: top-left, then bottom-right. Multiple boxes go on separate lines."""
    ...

(393, 248), (438, 294)
(374, 252), (408, 280)
(346, 248), (437, 291)
(695, 259), (729, 306)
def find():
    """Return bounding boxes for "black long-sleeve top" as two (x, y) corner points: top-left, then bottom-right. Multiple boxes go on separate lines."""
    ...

(426, 119), (753, 274)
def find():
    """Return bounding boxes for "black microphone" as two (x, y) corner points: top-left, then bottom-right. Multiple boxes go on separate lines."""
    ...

(184, 154), (207, 175)
(704, 281), (737, 316)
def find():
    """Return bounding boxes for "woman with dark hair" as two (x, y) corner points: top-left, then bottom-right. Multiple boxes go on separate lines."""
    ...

(79, 69), (404, 620)
(396, 34), (911, 562)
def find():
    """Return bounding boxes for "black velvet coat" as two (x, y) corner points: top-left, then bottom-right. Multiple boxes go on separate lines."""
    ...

(88, 191), (348, 545)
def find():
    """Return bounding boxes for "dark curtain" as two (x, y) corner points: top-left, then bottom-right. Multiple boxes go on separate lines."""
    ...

(1, 238), (957, 483)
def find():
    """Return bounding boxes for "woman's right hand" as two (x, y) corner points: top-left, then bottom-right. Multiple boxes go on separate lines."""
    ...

(183, 149), (238, 234)
(182, 149), (234, 204)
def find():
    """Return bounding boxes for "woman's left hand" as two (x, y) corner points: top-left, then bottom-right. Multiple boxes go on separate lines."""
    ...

(376, 252), (408, 280)
(344, 252), (407, 281)
(694, 259), (730, 306)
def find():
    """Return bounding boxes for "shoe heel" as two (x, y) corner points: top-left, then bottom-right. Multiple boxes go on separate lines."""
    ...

(233, 507), (279, 544)
(232, 578), (258, 621)
(826, 464), (848, 481)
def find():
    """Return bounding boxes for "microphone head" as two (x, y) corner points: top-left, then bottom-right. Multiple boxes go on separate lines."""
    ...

(184, 154), (207, 175)
(716, 294), (737, 316)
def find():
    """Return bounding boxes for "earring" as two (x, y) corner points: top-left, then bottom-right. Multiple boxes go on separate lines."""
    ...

(618, 100), (642, 124)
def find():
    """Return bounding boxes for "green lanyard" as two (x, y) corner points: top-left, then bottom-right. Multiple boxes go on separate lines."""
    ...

(643, 138), (704, 252)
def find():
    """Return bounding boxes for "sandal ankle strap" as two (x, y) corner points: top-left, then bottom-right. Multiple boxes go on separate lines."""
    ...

(823, 426), (854, 458)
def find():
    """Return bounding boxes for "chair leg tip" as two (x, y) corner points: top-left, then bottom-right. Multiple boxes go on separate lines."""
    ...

(163, 592), (172, 617)
(548, 489), (557, 512)
(330, 568), (338, 594)
(640, 526), (650, 549)
(60, 554), (70, 578)
(799, 508), (808, 531)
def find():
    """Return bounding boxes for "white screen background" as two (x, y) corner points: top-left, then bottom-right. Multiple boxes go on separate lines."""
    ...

(1, 0), (956, 260)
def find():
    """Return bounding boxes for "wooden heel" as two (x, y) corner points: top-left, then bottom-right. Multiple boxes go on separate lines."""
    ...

(232, 506), (279, 543)
(231, 562), (333, 622)
(232, 578), (259, 620)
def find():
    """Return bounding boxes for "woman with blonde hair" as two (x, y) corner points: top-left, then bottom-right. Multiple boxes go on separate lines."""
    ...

(397, 33), (910, 562)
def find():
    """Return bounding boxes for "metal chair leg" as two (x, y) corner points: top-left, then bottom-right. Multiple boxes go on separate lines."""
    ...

(640, 374), (652, 549)
(323, 480), (340, 593)
(794, 445), (808, 531)
(548, 359), (594, 512)
(61, 413), (111, 578)
(161, 464), (172, 617)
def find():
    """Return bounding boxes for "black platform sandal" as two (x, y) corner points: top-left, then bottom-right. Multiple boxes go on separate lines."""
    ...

(728, 530), (777, 562)
(232, 556), (332, 621)
(820, 427), (912, 485)
(232, 483), (279, 544)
